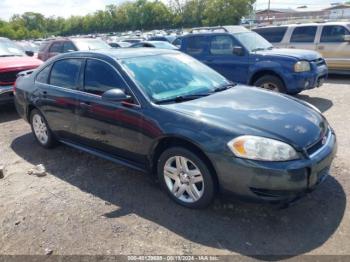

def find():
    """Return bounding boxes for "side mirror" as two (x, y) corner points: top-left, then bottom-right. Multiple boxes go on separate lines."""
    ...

(233, 46), (244, 56)
(25, 50), (34, 57)
(102, 88), (130, 102)
(343, 35), (350, 42)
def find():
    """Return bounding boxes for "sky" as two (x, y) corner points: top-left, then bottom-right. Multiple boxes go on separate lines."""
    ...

(0, 0), (345, 21)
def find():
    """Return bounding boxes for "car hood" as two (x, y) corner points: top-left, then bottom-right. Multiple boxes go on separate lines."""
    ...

(255, 48), (321, 61)
(0, 56), (42, 72)
(162, 86), (327, 150)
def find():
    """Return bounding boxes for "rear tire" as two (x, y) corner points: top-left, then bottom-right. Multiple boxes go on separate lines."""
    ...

(30, 109), (57, 149)
(254, 75), (286, 93)
(157, 147), (215, 209)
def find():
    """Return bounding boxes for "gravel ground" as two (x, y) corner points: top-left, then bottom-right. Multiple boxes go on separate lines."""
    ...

(0, 76), (349, 259)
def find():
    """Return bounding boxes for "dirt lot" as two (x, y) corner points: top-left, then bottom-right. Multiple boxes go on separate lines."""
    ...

(0, 77), (349, 259)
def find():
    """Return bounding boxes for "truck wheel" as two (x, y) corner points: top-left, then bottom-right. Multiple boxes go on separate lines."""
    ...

(254, 75), (286, 93)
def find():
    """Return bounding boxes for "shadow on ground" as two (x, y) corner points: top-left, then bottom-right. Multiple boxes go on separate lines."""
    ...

(326, 74), (350, 85)
(10, 133), (346, 260)
(0, 104), (19, 123)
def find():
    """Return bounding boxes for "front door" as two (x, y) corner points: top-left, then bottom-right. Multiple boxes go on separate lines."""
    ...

(205, 35), (249, 84)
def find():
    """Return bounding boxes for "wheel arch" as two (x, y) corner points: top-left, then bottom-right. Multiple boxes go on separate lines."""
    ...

(149, 136), (219, 189)
(249, 69), (286, 88)
(27, 104), (38, 122)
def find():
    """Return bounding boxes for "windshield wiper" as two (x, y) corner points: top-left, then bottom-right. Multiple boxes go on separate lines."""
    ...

(214, 83), (236, 92)
(156, 93), (211, 104)
(0, 54), (18, 57)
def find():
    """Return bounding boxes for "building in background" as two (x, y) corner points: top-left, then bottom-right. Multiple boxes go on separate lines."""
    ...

(325, 4), (350, 19)
(254, 3), (350, 26)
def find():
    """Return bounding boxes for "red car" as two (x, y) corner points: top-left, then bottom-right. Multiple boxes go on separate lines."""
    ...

(0, 37), (42, 105)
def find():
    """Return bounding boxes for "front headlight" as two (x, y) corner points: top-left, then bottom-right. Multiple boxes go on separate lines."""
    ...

(294, 61), (311, 72)
(227, 136), (299, 161)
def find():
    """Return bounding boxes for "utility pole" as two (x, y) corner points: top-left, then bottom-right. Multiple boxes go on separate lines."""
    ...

(267, 0), (271, 24)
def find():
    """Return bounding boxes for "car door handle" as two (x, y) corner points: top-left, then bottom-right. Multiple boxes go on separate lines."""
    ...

(288, 46), (296, 49)
(318, 46), (325, 50)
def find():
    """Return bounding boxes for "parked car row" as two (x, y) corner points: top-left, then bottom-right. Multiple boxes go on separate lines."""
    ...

(29, 25), (329, 96)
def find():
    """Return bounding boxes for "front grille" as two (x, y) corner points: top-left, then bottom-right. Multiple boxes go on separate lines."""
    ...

(307, 128), (330, 156)
(0, 70), (20, 86)
(311, 58), (326, 67)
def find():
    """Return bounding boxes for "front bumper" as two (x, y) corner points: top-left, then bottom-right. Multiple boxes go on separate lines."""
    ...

(211, 130), (337, 203)
(0, 85), (14, 105)
(285, 63), (328, 94)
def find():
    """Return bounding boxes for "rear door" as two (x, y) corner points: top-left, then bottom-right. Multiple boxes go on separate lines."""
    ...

(38, 58), (83, 140)
(317, 25), (350, 71)
(287, 26), (318, 51)
(75, 58), (145, 163)
(205, 34), (249, 84)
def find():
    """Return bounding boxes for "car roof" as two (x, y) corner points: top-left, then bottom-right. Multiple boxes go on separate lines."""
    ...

(255, 21), (350, 29)
(184, 26), (250, 37)
(57, 48), (179, 60)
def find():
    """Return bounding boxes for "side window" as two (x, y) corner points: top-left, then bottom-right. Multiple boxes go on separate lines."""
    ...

(290, 26), (317, 43)
(210, 36), (234, 55)
(185, 36), (206, 55)
(49, 59), (82, 89)
(320, 26), (350, 43)
(62, 42), (77, 53)
(253, 27), (287, 43)
(49, 42), (62, 53)
(84, 59), (126, 96)
(36, 65), (51, 84)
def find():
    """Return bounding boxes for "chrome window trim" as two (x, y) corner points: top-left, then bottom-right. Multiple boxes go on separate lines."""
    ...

(36, 56), (141, 108)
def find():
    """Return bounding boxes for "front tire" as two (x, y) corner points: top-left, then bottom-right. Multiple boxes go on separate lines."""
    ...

(157, 147), (215, 209)
(254, 75), (286, 93)
(30, 109), (56, 148)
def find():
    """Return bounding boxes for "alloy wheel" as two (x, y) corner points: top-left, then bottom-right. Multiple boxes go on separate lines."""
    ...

(163, 156), (204, 203)
(32, 114), (49, 145)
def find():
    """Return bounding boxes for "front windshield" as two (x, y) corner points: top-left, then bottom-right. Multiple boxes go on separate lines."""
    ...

(0, 38), (25, 57)
(235, 32), (273, 52)
(121, 53), (230, 103)
(73, 39), (111, 50)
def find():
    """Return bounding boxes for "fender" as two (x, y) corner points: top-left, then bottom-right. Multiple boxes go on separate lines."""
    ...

(248, 60), (287, 85)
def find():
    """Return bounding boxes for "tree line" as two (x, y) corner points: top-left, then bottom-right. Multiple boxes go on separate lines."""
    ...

(0, 0), (255, 40)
